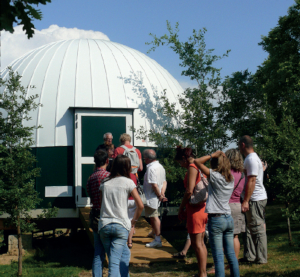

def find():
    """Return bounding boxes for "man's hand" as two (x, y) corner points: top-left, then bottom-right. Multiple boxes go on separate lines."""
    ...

(158, 195), (167, 202)
(242, 200), (249, 212)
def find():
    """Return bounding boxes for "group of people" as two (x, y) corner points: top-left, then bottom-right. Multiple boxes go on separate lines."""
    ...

(87, 133), (167, 277)
(87, 132), (268, 277)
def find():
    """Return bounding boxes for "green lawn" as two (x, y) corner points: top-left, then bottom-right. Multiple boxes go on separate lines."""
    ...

(1, 204), (300, 276)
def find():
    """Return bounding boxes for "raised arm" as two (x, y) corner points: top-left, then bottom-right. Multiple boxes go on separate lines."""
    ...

(192, 150), (225, 177)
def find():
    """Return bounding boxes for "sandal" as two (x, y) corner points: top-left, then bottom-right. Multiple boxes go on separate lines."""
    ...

(172, 252), (186, 259)
(128, 243), (133, 249)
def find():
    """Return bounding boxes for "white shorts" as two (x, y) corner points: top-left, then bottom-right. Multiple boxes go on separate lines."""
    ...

(128, 199), (136, 220)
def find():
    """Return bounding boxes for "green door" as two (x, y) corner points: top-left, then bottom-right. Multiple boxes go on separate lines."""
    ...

(75, 109), (133, 207)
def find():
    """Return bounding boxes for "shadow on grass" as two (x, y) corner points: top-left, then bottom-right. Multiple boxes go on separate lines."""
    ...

(25, 230), (93, 270)
(241, 269), (300, 277)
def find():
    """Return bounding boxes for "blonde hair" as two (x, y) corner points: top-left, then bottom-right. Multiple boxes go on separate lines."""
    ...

(225, 149), (244, 172)
(119, 133), (131, 144)
(210, 152), (233, 183)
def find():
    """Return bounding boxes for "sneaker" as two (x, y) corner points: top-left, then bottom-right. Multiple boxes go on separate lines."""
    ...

(145, 240), (162, 248)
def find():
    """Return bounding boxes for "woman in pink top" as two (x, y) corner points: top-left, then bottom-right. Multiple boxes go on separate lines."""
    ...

(225, 149), (245, 259)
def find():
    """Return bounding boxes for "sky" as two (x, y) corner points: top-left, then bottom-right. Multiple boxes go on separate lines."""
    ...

(1, 0), (296, 90)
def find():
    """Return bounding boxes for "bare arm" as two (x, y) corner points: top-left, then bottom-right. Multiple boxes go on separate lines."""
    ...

(138, 158), (143, 172)
(131, 188), (144, 227)
(193, 156), (211, 176)
(242, 175), (256, 212)
(161, 181), (167, 197)
(151, 183), (165, 202)
(179, 166), (198, 212)
(192, 151), (225, 177)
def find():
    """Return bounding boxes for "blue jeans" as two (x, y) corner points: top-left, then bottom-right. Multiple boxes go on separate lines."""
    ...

(208, 215), (240, 277)
(93, 231), (106, 277)
(100, 223), (130, 277)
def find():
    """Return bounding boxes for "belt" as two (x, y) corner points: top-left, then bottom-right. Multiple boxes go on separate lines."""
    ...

(208, 213), (225, 218)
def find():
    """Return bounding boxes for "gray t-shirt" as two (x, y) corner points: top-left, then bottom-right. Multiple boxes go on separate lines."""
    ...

(205, 170), (234, 214)
(98, 176), (136, 232)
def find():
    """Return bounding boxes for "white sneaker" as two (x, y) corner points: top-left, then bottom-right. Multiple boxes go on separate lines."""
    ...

(146, 240), (162, 248)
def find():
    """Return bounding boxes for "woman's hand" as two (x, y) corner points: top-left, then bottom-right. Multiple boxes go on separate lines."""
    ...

(131, 218), (138, 228)
(212, 150), (225, 158)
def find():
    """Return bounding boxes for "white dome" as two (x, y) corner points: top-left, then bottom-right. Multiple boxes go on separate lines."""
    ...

(1, 39), (183, 147)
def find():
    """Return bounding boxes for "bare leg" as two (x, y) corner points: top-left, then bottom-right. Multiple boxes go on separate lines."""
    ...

(181, 238), (191, 255)
(150, 217), (161, 236)
(190, 232), (207, 277)
(233, 234), (240, 259)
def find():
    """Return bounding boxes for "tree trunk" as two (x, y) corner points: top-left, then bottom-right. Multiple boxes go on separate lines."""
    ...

(286, 203), (293, 246)
(17, 216), (22, 276)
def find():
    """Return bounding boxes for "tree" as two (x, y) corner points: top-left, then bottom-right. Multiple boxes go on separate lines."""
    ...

(0, 68), (57, 276)
(0, 0), (51, 39)
(219, 0), (300, 243)
(218, 70), (266, 141)
(134, 22), (230, 202)
(144, 22), (230, 154)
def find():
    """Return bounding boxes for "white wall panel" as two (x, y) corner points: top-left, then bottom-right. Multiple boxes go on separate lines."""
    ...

(37, 41), (69, 146)
(98, 40), (127, 108)
(23, 43), (59, 145)
(75, 40), (93, 107)
(89, 40), (110, 108)
(55, 40), (78, 146)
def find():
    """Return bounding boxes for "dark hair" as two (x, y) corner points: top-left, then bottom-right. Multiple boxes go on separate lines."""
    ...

(210, 152), (233, 183)
(94, 150), (108, 167)
(239, 135), (253, 148)
(174, 145), (195, 161)
(107, 155), (131, 180)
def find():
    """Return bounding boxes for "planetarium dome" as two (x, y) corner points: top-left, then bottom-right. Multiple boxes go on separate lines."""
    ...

(0, 39), (183, 147)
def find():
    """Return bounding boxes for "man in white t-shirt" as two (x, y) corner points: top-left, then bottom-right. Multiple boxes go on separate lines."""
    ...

(239, 135), (268, 264)
(143, 149), (167, 248)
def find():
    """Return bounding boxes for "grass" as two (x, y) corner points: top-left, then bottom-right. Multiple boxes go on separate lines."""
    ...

(1, 204), (300, 276)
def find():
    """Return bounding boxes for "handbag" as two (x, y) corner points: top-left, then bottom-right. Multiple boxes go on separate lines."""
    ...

(189, 170), (209, 205)
(136, 176), (144, 195)
(136, 176), (147, 205)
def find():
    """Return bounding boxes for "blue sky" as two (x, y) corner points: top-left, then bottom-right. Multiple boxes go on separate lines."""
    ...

(30, 0), (296, 87)
(1, 0), (296, 88)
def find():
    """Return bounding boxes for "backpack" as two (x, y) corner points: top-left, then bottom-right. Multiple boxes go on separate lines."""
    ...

(120, 145), (140, 174)
(189, 171), (209, 205)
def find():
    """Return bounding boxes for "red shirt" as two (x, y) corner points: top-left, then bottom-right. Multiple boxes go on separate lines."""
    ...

(86, 168), (110, 210)
(128, 173), (137, 200)
(114, 145), (142, 159)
